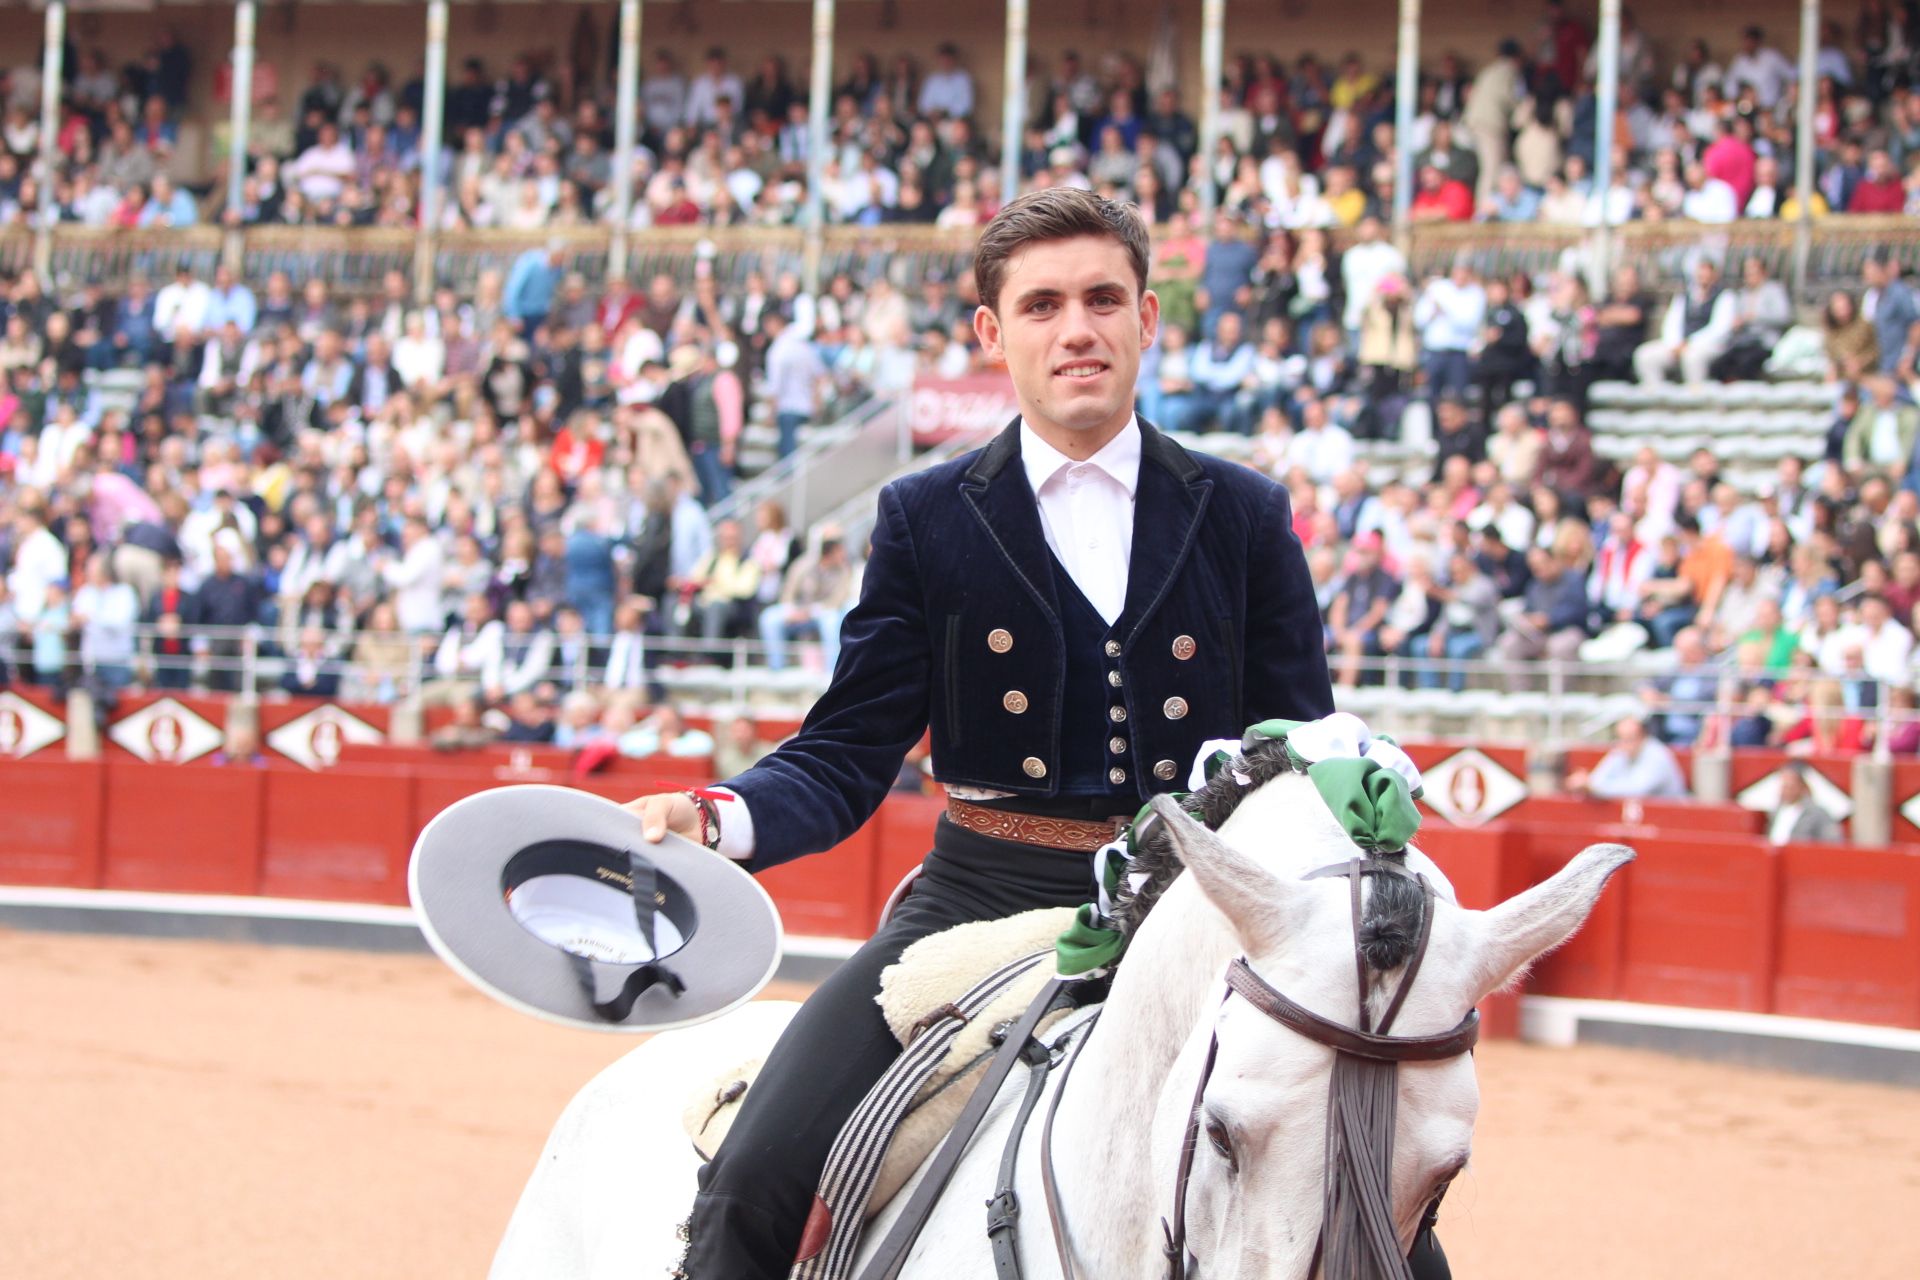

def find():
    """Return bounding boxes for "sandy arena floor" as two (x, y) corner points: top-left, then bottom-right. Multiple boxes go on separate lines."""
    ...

(6, 927), (1920, 1279)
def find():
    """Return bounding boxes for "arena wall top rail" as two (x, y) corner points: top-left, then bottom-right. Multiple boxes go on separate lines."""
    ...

(9, 219), (1919, 302)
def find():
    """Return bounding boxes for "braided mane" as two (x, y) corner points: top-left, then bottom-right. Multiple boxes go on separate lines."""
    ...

(1110, 737), (1425, 972)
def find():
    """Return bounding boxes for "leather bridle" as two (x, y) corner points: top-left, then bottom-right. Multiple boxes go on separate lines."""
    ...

(1160, 857), (1481, 1280)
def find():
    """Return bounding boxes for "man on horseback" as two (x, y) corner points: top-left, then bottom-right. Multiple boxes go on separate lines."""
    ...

(627, 188), (1438, 1276)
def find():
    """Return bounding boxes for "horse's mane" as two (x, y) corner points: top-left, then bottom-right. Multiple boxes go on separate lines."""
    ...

(1111, 737), (1425, 973)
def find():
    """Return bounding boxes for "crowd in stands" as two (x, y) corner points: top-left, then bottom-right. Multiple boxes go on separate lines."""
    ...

(11, 6), (1920, 232)
(3, 9), (1920, 766)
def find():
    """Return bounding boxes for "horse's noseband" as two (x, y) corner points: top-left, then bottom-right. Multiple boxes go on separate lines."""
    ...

(1162, 857), (1481, 1280)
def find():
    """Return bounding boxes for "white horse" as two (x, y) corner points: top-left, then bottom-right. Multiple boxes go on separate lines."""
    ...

(494, 772), (1630, 1279)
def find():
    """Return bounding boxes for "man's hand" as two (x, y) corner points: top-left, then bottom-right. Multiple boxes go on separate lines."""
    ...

(623, 791), (701, 843)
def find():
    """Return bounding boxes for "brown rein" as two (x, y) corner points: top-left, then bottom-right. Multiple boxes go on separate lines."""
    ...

(1161, 859), (1481, 1280)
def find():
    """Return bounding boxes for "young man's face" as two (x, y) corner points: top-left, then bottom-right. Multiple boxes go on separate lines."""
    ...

(973, 234), (1157, 447)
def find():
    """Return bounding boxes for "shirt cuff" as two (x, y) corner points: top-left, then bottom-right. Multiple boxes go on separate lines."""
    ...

(709, 786), (755, 863)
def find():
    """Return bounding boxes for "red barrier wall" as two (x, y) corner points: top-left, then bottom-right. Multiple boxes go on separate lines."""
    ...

(1495, 823), (1631, 1000)
(260, 766), (415, 904)
(102, 762), (265, 894)
(1418, 823), (1524, 1036)
(1774, 845), (1920, 1028)
(13, 745), (1920, 1034)
(1892, 761), (1920, 847)
(0, 758), (104, 885)
(1615, 835), (1779, 1013)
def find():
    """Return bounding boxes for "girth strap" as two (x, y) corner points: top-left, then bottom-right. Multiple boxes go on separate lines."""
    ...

(986, 1034), (1057, 1277)
(855, 976), (1078, 1280)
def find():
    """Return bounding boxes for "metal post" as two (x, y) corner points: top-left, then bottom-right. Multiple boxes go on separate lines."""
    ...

(35, 0), (65, 279)
(227, 1), (256, 219)
(1000, 0), (1029, 210)
(802, 0), (835, 295)
(1592, 0), (1620, 292)
(1391, 0), (1420, 242)
(1197, 0), (1225, 216)
(1794, 0), (1819, 300)
(609, 0), (642, 282)
(415, 0), (449, 302)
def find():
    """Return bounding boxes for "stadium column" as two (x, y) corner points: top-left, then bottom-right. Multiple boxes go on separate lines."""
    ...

(416, 0), (450, 303)
(1197, 0), (1224, 217)
(1793, 0), (1819, 299)
(1000, 0), (1029, 214)
(1390, 0), (1419, 246)
(802, 0), (835, 295)
(225, 1), (256, 275)
(609, 0), (642, 284)
(1592, 0), (1621, 291)
(35, 0), (65, 278)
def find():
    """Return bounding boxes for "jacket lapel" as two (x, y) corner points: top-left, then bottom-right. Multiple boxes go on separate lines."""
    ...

(1119, 420), (1213, 640)
(960, 419), (1061, 625)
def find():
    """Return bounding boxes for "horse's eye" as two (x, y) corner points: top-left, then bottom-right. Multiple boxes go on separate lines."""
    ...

(1205, 1116), (1238, 1174)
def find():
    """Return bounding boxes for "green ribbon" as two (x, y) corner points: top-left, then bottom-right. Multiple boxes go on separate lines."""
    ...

(1055, 903), (1128, 976)
(1052, 717), (1425, 975)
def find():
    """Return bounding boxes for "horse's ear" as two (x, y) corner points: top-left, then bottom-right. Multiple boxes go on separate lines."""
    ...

(1149, 794), (1299, 955)
(1466, 843), (1634, 1004)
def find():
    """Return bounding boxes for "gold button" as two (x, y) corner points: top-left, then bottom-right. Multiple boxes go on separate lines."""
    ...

(1172, 635), (1197, 661)
(988, 628), (1013, 653)
(1109, 736), (1127, 754)
(1163, 696), (1189, 720)
(1154, 759), (1179, 780)
(1107, 670), (1123, 688)
(1022, 756), (1047, 778)
(1003, 690), (1029, 714)
(1109, 767), (1128, 785)
(1104, 639), (1122, 658)
(1109, 705), (1127, 723)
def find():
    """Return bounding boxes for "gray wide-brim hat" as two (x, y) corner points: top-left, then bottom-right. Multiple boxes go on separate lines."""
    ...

(409, 785), (782, 1033)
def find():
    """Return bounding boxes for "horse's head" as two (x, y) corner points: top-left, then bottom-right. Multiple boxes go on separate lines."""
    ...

(1147, 784), (1631, 1279)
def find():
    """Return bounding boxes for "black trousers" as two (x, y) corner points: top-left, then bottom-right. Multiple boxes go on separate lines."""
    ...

(684, 818), (1099, 1276)
(682, 817), (1451, 1277)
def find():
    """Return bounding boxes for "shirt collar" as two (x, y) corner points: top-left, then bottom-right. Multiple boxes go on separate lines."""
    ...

(1019, 415), (1142, 498)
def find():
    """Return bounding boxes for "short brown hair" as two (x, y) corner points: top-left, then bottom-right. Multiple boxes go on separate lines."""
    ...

(972, 188), (1151, 314)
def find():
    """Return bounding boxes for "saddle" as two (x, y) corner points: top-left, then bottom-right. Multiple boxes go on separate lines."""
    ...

(680, 906), (1078, 1214)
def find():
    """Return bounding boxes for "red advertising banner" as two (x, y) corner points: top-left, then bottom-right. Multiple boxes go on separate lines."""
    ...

(909, 372), (1019, 446)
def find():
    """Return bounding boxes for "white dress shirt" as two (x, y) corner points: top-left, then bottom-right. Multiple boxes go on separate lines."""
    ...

(1019, 415), (1140, 624)
(714, 417), (1141, 861)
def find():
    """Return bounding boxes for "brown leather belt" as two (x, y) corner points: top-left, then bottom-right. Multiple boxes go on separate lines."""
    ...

(945, 799), (1129, 852)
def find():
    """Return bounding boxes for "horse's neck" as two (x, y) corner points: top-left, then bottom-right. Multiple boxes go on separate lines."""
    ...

(1044, 871), (1242, 1278)
(1044, 784), (1344, 1278)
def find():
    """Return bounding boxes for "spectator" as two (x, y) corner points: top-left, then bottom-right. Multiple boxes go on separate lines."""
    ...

(1493, 544), (1590, 667)
(759, 530), (856, 672)
(1842, 373), (1918, 479)
(763, 309), (825, 460)
(1709, 258), (1792, 381)
(281, 625), (344, 698)
(1863, 254), (1918, 373)
(71, 552), (139, 694)
(1414, 260), (1486, 401)
(1184, 311), (1257, 433)
(1325, 531), (1398, 686)
(687, 517), (761, 645)
(1767, 765), (1844, 845)
(713, 712), (775, 778)
(1634, 257), (1736, 385)
(616, 702), (714, 758)
(1567, 715), (1689, 799)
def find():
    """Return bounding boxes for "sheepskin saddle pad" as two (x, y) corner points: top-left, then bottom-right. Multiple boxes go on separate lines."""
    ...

(680, 906), (1077, 1215)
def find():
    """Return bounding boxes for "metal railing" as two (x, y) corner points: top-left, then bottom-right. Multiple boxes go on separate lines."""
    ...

(24, 623), (1912, 756)
(11, 218), (1917, 301)
(708, 395), (912, 536)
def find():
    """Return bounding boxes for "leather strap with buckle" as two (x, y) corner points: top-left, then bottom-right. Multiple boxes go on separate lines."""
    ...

(946, 799), (1129, 852)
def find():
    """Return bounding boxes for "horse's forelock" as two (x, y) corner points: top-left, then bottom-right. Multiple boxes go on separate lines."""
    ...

(1114, 740), (1427, 974)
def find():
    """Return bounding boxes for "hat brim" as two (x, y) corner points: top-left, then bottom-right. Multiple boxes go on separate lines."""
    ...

(409, 786), (782, 1033)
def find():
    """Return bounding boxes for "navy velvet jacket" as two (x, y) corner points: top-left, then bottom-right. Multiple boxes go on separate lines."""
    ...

(727, 419), (1333, 871)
